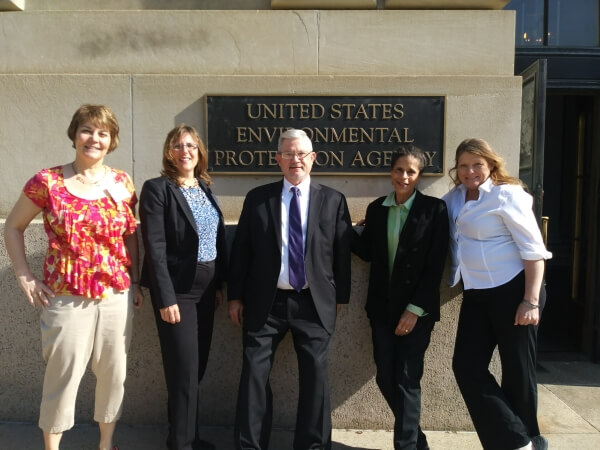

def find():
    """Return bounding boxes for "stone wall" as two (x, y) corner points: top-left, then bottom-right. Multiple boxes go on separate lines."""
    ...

(0, 8), (517, 430)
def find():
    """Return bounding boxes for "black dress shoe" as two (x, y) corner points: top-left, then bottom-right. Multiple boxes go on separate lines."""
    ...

(196, 439), (216, 450)
(417, 430), (430, 450)
(532, 435), (548, 450)
(417, 440), (430, 450)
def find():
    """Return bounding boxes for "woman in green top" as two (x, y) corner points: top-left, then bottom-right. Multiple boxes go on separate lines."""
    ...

(352, 144), (449, 450)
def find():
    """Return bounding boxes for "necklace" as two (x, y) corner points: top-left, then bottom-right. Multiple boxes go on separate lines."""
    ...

(71, 162), (107, 185)
(180, 178), (199, 189)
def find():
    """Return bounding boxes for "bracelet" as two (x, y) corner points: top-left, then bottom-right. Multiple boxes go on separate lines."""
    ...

(521, 299), (539, 309)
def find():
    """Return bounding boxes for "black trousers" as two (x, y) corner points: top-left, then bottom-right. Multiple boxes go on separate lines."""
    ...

(234, 289), (333, 450)
(152, 261), (217, 450)
(452, 271), (546, 450)
(371, 316), (434, 450)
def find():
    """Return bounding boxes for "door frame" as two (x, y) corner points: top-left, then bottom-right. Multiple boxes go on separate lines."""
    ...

(519, 59), (547, 225)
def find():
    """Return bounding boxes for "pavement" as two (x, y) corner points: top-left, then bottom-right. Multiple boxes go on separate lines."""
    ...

(1, 359), (599, 450)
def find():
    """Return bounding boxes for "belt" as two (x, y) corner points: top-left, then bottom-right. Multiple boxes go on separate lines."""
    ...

(276, 288), (310, 294)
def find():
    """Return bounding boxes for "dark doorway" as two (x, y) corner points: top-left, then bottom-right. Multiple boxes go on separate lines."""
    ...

(538, 93), (600, 359)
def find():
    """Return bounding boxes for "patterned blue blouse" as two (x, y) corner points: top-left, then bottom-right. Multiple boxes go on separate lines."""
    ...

(179, 185), (219, 262)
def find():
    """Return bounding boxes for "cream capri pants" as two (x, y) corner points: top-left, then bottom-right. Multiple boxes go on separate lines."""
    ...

(38, 289), (133, 433)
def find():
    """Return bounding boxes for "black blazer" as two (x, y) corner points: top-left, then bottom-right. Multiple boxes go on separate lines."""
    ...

(139, 176), (228, 310)
(228, 180), (352, 334)
(352, 190), (449, 324)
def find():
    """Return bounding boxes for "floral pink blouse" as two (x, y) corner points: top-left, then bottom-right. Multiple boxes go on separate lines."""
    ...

(24, 166), (138, 299)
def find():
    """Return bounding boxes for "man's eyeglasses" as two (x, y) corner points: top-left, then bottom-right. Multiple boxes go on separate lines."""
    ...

(278, 151), (313, 160)
(172, 143), (198, 151)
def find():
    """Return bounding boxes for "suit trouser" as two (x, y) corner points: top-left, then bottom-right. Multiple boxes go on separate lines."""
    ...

(452, 271), (545, 450)
(235, 289), (332, 450)
(39, 289), (134, 433)
(152, 261), (216, 450)
(371, 316), (434, 450)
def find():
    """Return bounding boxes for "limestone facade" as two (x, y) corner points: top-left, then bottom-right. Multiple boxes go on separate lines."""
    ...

(0, 4), (518, 430)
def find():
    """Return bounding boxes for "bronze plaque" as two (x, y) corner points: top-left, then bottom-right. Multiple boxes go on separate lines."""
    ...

(206, 95), (445, 175)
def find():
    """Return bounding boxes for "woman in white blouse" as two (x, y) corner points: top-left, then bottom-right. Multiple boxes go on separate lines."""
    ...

(442, 138), (552, 450)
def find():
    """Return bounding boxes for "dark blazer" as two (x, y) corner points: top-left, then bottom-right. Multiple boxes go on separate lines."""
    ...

(139, 176), (228, 310)
(228, 180), (352, 334)
(352, 190), (449, 324)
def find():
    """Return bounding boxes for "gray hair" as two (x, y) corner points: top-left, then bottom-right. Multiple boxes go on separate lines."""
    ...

(278, 129), (313, 152)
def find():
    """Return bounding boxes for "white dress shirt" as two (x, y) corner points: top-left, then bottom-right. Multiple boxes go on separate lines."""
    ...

(442, 177), (552, 290)
(277, 176), (311, 289)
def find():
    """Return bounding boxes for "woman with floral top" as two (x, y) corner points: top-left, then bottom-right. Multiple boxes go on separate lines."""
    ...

(139, 124), (227, 450)
(4, 104), (144, 450)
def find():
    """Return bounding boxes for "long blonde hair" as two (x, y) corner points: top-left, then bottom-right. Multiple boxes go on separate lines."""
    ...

(161, 124), (212, 186)
(449, 138), (524, 188)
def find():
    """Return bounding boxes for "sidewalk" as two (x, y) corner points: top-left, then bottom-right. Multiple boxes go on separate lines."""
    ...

(1, 360), (599, 449)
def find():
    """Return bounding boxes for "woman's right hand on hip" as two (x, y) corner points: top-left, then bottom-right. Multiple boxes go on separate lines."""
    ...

(17, 274), (54, 307)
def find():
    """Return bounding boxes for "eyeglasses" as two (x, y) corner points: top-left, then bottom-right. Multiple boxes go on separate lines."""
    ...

(278, 151), (313, 160)
(172, 143), (198, 151)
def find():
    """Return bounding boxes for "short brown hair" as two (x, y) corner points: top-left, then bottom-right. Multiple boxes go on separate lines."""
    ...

(67, 104), (120, 153)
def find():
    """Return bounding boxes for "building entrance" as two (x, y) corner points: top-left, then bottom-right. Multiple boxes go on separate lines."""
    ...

(539, 93), (600, 360)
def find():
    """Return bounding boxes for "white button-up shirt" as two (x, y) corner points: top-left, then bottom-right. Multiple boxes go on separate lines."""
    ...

(277, 176), (311, 290)
(442, 178), (552, 290)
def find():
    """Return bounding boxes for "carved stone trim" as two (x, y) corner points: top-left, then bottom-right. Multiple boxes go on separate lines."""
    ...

(0, 0), (25, 12)
(272, 0), (376, 9)
(384, 0), (509, 9)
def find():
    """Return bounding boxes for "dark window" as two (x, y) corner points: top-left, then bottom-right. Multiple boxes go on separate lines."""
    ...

(548, 0), (599, 46)
(505, 0), (545, 46)
(505, 0), (600, 47)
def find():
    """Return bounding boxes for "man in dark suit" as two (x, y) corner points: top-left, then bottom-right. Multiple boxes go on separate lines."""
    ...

(228, 129), (352, 450)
